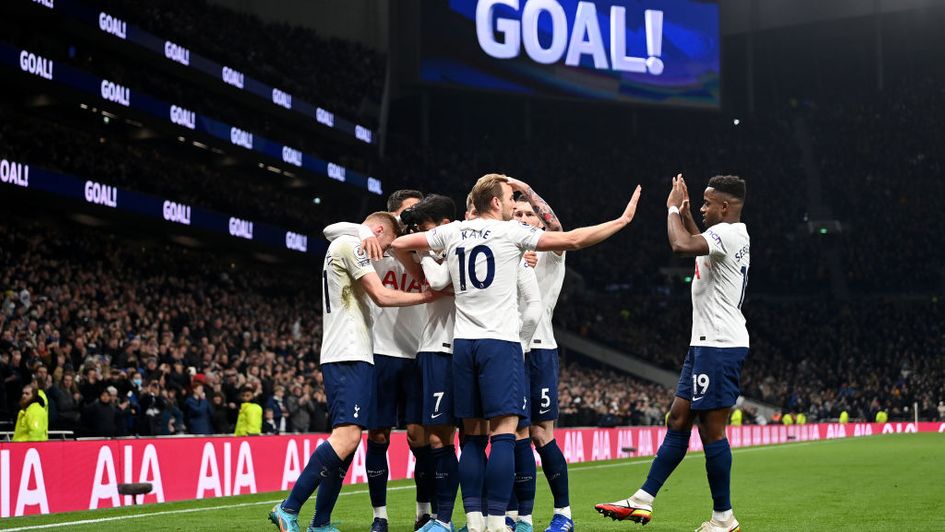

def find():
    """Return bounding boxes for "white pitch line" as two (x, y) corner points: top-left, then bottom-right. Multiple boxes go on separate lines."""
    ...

(0, 438), (846, 531)
(0, 486), (413, 531)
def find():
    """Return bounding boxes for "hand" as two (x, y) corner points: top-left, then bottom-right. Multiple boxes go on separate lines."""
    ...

(505, 176), (529, 192)
(666, 174), (686, 209)
(621, 185), (643, 223)
(360, 236), (383, 261)
(523, 251), (538, 268)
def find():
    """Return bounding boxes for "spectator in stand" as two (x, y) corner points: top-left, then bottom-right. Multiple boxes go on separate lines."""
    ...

(13, 384), (47, 442)
(234, 386), (262, 436)
(186, 383), (213, 435)
(266, 385), (287, 433)
(286, 383), (315, 433)
(210, 393), (232, 434)
(50, 372), (81, 431)
(82, 389), (119, 437)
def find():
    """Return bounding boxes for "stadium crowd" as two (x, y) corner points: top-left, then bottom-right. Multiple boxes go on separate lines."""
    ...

(95, 0), (386, 120)
(0, 103), (353, 235)
(0, 219), (674, 436)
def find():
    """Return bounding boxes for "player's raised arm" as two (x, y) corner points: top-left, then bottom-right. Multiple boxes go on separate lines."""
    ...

(667, 175), (711, 257)
(534, 185), (642, 252)
(323, 221), (383, 260)
(507, 177), (563, 232)
(676, 176), (702, 236)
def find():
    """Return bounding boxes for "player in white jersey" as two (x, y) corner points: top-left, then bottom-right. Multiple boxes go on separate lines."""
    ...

(322, 189), (436, 532)
(504, 178), (573, 532)
(394, 174), (642, 532)
(596, 175), (750, 532)
(413, 193), (542, 532)
(269, 212), (437, 532)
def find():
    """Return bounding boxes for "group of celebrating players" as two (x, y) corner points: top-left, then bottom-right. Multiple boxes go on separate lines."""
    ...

(269, 172), (750, 532)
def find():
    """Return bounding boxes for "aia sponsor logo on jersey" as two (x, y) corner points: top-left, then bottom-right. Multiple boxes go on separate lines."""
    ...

(381, 270), (425, 292)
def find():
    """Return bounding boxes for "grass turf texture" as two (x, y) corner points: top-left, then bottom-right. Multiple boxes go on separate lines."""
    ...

(2, 433), (943, 531)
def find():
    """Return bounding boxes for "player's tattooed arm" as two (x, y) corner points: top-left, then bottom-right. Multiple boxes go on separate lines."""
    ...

(506, 177), (563, 232)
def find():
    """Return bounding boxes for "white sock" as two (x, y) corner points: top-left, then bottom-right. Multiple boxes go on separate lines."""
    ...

(417, 501), (432, 517)
(632, 489), (655, 505)
(465, 511), (485, 532)
(373, 506), (388, 519)
(506, 510), (519, 521)
(554, 506), (572, 518)
(486, 514), (507, 532)
(713, 509), (733, 522)
(519, 514), (533, 525)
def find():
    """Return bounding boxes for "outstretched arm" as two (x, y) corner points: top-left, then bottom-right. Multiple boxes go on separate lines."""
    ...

(507, 177), (563, 232)
(391, 232), (432, 252)
(535, 185), (641, 252)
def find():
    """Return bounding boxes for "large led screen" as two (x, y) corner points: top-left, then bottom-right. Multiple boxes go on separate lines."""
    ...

(422, 0), (721, 108)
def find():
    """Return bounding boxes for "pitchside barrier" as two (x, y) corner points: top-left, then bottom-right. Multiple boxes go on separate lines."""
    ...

(1, 422), (942, 517)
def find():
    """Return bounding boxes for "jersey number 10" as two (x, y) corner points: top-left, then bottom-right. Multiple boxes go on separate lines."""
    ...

(456, 245), (495, 290)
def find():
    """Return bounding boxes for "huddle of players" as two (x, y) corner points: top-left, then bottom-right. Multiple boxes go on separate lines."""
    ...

(270, 171), (750, 532)
(270, 173), (642, 532)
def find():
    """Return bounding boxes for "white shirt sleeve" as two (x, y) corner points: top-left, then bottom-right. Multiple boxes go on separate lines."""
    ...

(508, 221), (543, 251)
(323, 222), (374, 242)
(338, 239), (376, 280)
(420, 252), (451, 291)
(425, 222), (456, 251)
(702, 224), (731, 259)
(517, 265), (542, 351)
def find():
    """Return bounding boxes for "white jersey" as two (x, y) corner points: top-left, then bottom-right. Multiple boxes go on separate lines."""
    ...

(691, 222), (750, 348)
(320, 235), (377, 364)
(418, 251), (456, 354)
(426, 218), (542, 342)
(371, 254), (426, 359)
(529, 251), (566, 350)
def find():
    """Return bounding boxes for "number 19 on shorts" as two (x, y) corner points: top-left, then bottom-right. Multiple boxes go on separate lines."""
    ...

(692, 373), (710, 397)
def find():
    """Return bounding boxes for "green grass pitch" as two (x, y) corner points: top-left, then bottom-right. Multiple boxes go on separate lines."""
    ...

(2, 433), (943, 531)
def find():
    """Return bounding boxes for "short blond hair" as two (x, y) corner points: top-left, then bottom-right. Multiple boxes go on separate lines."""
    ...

(363, 211), (402, 237)
(469, 173), (509, 215)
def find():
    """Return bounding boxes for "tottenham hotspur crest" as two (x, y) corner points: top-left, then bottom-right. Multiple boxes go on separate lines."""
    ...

(354, 403), (361, 419)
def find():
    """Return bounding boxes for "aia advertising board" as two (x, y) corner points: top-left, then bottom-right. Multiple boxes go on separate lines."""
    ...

(421, 0), (721, 107)
(2, 423), (941, 517)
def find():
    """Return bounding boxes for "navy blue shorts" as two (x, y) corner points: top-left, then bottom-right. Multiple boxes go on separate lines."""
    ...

(675, 346), (749, 410)
(370, 354), (422, 429)
(517, 355), (532, 430)
(418, 351), (454, 426)
(453, 339), (527, 420)
(527, 348), (560, 422)
(322, 361), (374, 428)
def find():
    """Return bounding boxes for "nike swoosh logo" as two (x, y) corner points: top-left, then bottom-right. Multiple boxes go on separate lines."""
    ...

(430, 413), (443, 419)
(539, 408), (551, 414)
(692, 397), (704, 401)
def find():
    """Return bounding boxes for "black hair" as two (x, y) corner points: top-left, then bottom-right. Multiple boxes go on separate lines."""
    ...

(411, 194), (457, 224)
(386, 189), (423, 212)
(708, 175), (746, 201)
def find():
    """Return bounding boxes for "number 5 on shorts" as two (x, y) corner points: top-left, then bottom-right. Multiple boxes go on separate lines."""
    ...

(692, 373), (710, 396)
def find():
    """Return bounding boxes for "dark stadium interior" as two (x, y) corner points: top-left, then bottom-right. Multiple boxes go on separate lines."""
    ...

(3, 0), (945, 445)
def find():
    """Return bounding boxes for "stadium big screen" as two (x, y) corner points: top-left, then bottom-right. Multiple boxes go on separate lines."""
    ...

(421, 0), (721, 107)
